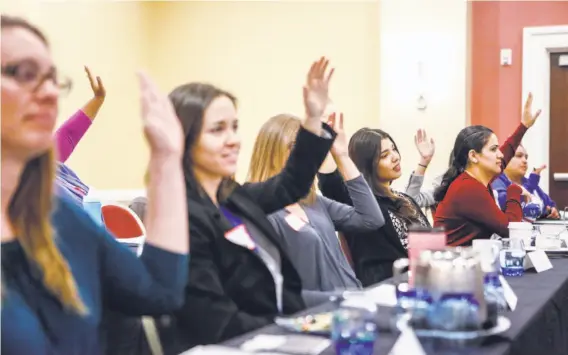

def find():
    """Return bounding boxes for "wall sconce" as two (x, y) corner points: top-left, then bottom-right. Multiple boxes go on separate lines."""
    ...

(416, 61), (428, 111)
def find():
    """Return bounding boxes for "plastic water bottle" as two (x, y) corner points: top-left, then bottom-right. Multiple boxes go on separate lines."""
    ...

(331, 297), (377, 355)
(483, 272), (507, 327)
(500, 238), (526, 277)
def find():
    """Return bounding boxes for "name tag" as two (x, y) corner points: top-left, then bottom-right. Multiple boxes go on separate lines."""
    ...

(224, 225), (256, 250)
(526, 250), (553, 273)
(285, 214), (307, 232)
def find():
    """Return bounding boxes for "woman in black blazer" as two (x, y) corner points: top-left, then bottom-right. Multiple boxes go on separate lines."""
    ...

(318, 128), (430, 287)
(160, 57), (337, 353)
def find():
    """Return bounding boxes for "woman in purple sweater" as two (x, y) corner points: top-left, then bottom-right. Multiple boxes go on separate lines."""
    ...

(491, 145), (559, 220)
(54, 66), (105, 203)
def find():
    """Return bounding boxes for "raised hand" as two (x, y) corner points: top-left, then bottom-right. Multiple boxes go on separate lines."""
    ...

(84, 66), (105, 100)
(303, 57), (334, 120)
(521, 93), (541, 128)
(137, 71), (184, 159)
(327, 112), (347, 157)
(533, 164), (547, 175)
(414, 129), (435, 164)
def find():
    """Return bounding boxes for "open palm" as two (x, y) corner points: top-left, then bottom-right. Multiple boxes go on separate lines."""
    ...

(137, 72), (184, 158)
(303, 57), (334, 119)
(414, 129), (435, 161)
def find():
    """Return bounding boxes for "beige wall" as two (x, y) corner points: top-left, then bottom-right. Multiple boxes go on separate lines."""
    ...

(147, 1), (381, 183)
(3, 0), (380, 188)
(378, 0), (468, 190)
(2, 1), (150, 189)
(4, 0), (469, 190)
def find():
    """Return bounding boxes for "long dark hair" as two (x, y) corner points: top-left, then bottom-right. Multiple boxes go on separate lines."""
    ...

(348, 128), (422, 225)
(434, 125), (494, 202)
(168, 83), (237, 199)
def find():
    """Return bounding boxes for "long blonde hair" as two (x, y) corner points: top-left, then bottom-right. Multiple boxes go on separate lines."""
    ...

(247, 114), (317, 204)
(2, 15), (87, 315)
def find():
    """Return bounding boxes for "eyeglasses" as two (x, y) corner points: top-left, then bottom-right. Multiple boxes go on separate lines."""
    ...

(1, 60), (72, 96)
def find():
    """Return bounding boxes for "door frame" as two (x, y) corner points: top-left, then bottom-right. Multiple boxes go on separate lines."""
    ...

(522, 25), (568, 193)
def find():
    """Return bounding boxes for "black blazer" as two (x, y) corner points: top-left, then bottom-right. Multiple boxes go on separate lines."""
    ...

(162, 125), (335, 353)
(318, 171), (429, 287)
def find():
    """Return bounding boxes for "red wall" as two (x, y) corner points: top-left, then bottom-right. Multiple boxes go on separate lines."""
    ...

(471, 1), (568, 139)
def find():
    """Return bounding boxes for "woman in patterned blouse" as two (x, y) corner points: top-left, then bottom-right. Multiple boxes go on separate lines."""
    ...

(318, 128), (430, 286)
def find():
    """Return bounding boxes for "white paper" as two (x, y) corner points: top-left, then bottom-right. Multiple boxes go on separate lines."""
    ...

(181, 345), (255, 355)
(364, 284), (398, 307)
(527, 250), (553, 273)
(388, 328), (426, 355)
(241, 335), (286, 352)
(498, 275), (518, 311)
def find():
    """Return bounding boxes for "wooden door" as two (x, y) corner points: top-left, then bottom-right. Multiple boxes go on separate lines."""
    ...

(549, 52), (568, 212)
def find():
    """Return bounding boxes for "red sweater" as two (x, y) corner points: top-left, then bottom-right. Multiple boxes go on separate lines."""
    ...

(434, 124), (527, 246)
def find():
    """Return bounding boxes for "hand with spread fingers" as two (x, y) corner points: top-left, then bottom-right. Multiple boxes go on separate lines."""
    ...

(302, 57), (335, 136)
(414, 128), (436, 166)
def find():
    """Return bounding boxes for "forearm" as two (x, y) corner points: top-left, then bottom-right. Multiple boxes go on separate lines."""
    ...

(81, 97), (104, 120)
(319, 153), (338, 174)
(334, 153), (360, 181)
(414, 157), (431, 176)
(144, 156), (189, 254)
(53, 110), (92, 162)
(302, 116), (323, 137)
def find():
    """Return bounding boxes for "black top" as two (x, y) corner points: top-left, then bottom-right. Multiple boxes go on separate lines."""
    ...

(160, 124), (335, 353)
(318, 170), (430, 286)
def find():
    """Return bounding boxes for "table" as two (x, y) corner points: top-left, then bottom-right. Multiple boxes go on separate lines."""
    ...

(224, 258), (568, 355)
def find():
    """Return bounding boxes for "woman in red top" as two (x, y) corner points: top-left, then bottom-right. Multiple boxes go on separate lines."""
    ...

(434, 94), (541, 246)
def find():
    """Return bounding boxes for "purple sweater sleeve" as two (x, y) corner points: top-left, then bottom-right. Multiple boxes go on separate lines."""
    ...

(53, 110), (92, 163)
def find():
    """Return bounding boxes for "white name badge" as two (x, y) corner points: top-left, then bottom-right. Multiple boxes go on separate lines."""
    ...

(224, 225), (256, 250)
(285, 213), (307, 232)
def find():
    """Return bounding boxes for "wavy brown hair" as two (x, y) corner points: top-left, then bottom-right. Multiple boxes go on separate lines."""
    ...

(2, 15), (87, 315)
(247, 114), (317, 204)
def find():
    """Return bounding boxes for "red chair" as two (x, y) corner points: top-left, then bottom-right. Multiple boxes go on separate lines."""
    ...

(101, 204), (146, 255)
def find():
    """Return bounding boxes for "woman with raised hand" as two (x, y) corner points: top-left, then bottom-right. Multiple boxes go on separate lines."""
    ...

(434, 94), (541, 245)
(1, 15), (188, 354)
(247, 112), (384, 307)
(54, 66), (106, 204)
(160, 57), (336, 351)
(491, 145), (559, 221)
(317, 128), (431, 286)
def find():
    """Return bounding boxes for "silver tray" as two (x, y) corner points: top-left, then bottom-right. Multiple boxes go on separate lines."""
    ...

(396, 313), (511, 340)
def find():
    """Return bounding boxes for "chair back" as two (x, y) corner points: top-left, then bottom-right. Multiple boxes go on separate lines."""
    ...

(101, 204), (146, 255)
